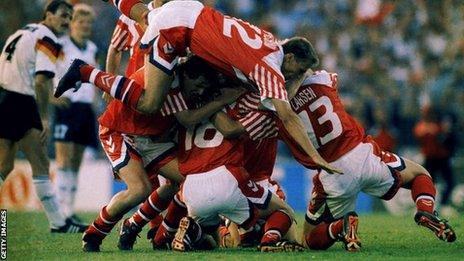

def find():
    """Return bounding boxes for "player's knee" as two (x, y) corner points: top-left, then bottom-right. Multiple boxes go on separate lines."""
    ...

(127, 181), (152, 202)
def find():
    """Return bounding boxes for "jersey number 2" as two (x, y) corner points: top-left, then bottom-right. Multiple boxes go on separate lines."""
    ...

(298, 96), (343, 148)
(4, 34), (22, 61)
(223, 16), (262, 49)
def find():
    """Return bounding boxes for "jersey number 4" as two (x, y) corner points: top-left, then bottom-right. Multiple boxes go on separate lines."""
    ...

(4, 34), (22, 61)
(298, 96), (343, 149)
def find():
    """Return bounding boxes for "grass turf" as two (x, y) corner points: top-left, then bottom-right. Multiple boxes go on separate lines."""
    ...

(5, 211), (463, 260)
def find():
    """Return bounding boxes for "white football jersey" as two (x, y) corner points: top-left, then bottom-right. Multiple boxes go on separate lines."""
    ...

(56, 35), (98, 103)
(0, 23), (61, 96)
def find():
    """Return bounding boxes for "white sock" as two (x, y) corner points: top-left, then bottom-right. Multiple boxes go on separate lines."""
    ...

(33, 176), (66, 228)
(55, 169), (78, 218)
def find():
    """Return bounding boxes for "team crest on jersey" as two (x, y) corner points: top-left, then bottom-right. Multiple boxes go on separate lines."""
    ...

(163, 42), (174, 54)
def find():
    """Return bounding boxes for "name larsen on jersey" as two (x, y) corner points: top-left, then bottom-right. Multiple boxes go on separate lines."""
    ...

(290, 87), (317, 111)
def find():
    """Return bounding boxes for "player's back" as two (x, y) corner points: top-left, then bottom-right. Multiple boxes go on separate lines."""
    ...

(0, 23), (61, 96)
(282, 70), (365, 167)
(178, 109), (245, 176)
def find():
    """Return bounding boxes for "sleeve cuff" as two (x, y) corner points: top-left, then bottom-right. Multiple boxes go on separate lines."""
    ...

(35, 71), (55, 78)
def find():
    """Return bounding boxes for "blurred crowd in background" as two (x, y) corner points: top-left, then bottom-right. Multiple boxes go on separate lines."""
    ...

(1, 0), (463, 200)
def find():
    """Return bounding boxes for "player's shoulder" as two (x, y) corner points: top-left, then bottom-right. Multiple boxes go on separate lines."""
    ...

(33, 23), (59, 42)
(302, 70), (338, 88)
(86, 40), (98, 53)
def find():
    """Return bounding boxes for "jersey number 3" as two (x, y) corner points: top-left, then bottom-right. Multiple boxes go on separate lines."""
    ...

(298, 96), (343, 148)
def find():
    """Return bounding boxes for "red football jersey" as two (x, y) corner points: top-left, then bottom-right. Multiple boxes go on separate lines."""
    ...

(279, 70), (365, 168)
(110, 14), (145, 76)
(98, 68), (188, 136)
(177, 107), (245, 177)
(231, 92), (278, 181)
(140, 1), (287, 108)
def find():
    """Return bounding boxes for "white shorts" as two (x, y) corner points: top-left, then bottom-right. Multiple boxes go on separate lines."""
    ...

(99, 125), (176, 172)
(306, 140), (403, 224)
(182, 166), (254, 227)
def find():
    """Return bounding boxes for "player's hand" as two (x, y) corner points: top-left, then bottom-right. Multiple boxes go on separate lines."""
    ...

(102, 92), (113, 104)
(313, 156), (343, 174)
(216, 87), (246, 105)
(51, 97), (71, 108)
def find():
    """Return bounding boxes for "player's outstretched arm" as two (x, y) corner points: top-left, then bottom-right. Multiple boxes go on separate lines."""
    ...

(210, 111), (245, 138)
(175, 88), (244, 128)
(271, 98), (342, 174)
(137, 60), (173, 114)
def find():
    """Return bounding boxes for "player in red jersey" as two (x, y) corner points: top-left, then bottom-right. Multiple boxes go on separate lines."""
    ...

(55, 0), (340, 176)
(82, 56), (243, 252)
(157, 89), (301, 252)
(278, 70), (456, 251)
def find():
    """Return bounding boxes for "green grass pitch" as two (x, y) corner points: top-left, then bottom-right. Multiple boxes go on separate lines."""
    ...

(5, 211), (463, 260)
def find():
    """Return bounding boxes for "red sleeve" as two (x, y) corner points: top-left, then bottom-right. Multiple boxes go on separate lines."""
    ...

(160, 89), (189, 116)
(110, 17), (132, 51)
(110, 0), (143, 18)
(238, 111), (278, 140)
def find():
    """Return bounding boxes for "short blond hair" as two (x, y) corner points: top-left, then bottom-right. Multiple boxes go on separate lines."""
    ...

(72, 3), (95, 21)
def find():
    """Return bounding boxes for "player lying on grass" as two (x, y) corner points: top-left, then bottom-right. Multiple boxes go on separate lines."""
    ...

(55, 0), (340, 176)
(277, 70), (457, 251)
(82, 56), (243, 252)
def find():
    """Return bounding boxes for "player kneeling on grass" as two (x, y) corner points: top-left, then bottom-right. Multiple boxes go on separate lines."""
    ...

(278, 70), (457, 251)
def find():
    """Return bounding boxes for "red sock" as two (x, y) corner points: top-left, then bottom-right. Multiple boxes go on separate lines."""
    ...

(411, 174), (436, 213)
(153, 196), (187, 245)
(79, 65), (143, 110)
(260, 211), (292, 244)
(305, 221), (341, 250)
(149, 214), (163, 229)
(129, 191), (170, 228)
(85, 206), (122, 239)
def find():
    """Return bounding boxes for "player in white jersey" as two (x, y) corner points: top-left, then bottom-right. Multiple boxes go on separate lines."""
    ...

(0, 0), (85, 233)
(52, 3), (99, 223)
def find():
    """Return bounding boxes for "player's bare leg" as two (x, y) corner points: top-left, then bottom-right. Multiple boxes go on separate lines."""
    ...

(54, 59), (172, 114)
(19, 129), (86, 233)
(398, 158), (456, 242)
(55, 141), (86, 221)
(0, 138), (17, 185)
(83, 158), (151, 252)
(118, 158), (182, 250)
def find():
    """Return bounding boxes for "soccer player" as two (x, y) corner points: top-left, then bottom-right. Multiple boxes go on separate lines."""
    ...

(55, 0), (340, 175)
(52, 3), (99, 223)
(82, 56), (243, 252)
(0, 0), (86, 233)
(279, 70), (457, 251)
